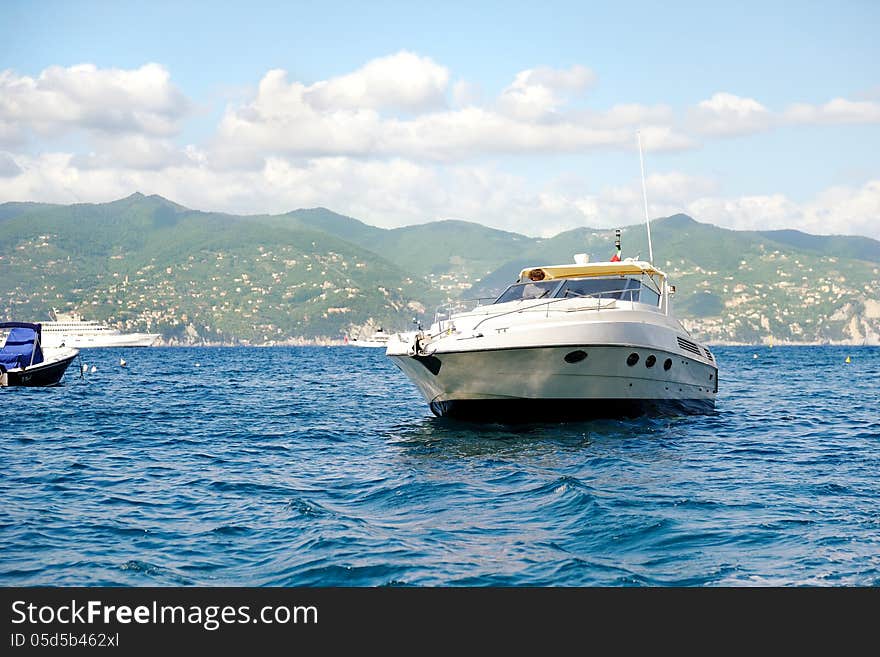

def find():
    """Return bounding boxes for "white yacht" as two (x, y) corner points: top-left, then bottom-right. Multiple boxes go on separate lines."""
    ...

(386, 256), (718, 420)
(39, 309), (161, 349)
(347, 327), (392, 348)
(386, 134), (718, 420)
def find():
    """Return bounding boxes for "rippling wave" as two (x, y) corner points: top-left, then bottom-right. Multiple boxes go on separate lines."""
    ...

(1, 345), (878, 586)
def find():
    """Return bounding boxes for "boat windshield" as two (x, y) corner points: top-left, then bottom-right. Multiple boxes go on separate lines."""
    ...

(494, 276), (662, 305)
(555, 277), (660, 305)
(494, 280), (560, 303)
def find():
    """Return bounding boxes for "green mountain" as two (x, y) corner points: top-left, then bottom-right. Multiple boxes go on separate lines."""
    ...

(1, 194), (878, 344)
(0, 201), (58, 221)
(281, 209), (530, 281)
(0, 194), (434, 343)
(756, 229), (880, 263)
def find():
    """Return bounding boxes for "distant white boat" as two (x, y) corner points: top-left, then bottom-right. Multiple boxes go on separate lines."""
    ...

(346, 327), (392, 348)
(39, 309), (160, 348)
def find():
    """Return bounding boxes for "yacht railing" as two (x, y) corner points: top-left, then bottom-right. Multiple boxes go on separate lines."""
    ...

(427, 281), (663, 339)
(466, 285), (659, 333)
(433, 298), (496, 331)
(416, 277), (669, 350)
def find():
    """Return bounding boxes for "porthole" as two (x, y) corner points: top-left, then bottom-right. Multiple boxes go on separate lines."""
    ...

(627, 353), (639, 366)
(564, 350), (587, 364)
(645, 355), (656, 368)
(663, 358), (672, 371)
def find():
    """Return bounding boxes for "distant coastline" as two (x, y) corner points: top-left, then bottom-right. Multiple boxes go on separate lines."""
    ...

(154, 337), (348, 348)
(3, 195), (878, 346)
(705, 340), (879, 347)
(144, 338), (880, 348)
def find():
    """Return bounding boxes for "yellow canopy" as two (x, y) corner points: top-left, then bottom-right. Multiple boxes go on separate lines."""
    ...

(518, 260), (666, 281)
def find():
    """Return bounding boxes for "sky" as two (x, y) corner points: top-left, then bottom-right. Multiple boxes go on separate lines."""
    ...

(1, 0), (878, 239)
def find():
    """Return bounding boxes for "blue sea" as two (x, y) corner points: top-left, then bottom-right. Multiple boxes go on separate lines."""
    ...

(1, 345), (878, 586)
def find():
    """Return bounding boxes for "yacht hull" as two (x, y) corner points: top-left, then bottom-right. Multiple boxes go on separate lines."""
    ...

(428, 397), (714, 421)
(389, 344), (717, 421)
(348, 340), (389, 348)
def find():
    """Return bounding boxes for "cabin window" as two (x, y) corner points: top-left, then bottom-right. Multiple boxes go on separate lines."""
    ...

(556, 277), (660, 306)
(494, 281), (560, 303)
(639, 285), (660, 306)
(556, 277), (639, 301)
(494, 275), (662, 306)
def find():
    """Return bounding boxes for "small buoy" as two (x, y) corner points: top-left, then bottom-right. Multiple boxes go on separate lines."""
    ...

(119, 357), (127, 367)
(90, 365), (97, 373)
(845, 356), (851, 364)
(81, 362), (87, 373)
(753, 354), (758, 359)
(195, 362), (201, 367)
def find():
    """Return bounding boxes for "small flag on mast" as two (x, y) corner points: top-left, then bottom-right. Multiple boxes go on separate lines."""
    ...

(610, 228), (621, 261)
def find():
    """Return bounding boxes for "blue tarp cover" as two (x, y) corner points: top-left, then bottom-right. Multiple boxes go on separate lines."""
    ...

(0, 323), (44, 369)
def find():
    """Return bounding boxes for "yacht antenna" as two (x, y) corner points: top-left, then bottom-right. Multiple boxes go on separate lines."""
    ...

(637, 130), (654, 264)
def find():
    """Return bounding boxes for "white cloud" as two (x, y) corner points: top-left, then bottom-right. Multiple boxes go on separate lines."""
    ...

(631, 125), (695, 152)
(689, 92), (774, 136)
(593, 103), (675, 128)
(688, 93), (880, 137)
(784, 98), (880, 125)
(0, 119), (25, 147)
(2, 54), (878, 244)
(213, 61), (687, 166)
(451, 80), (483, 108)
(646, 172), (719, 202)
(522, 65), (596, 93)
(528, 172), (719, 237)
(526, 176), (880, 240)
(72, 135), (195, 171)
(304, 51), (449, 112)
(687, 194), (799, 232)
(798, 180), (880, 238)
(213, 70), (383, 166)
(2, 153), (878, 241)
(0, 63), (190, 141)
(0, 151), (628, 235)
(0, 152), (21, 177)
(687, 180), (880, 238)
(497, 65), (595, 120)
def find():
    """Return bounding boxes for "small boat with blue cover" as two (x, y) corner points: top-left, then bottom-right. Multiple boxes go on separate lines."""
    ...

(0, 322), (79, 387)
